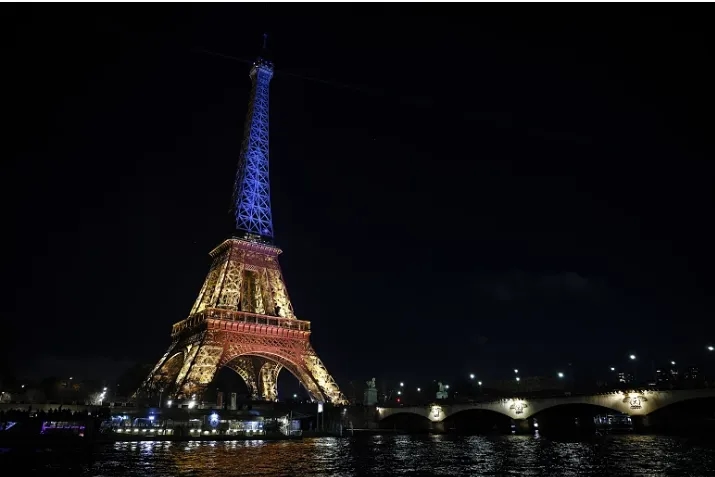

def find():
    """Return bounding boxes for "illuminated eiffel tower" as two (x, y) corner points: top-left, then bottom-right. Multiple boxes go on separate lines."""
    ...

(137, 35), (346, 405)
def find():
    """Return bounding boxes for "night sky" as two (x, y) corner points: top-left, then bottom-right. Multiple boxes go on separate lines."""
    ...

(4, 6), (715, 391)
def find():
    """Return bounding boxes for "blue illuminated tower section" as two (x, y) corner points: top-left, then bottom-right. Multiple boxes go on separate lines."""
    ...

(233, 34), (275, 242)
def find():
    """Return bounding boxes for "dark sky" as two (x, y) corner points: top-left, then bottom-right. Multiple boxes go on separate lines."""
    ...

(4, 6), (715, 390)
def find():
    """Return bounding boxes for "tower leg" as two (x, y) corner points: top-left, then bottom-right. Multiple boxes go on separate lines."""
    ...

(226, 357), (260, 400)
(139, 334), (347, 405)
(174, 342), (225, 399)
(258, 361), (282, 401)
(136, 342), (178, 398)
(303, 349), (346, 404)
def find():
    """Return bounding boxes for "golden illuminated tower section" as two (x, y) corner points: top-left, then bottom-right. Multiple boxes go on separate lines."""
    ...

(135, 36), (346, 405)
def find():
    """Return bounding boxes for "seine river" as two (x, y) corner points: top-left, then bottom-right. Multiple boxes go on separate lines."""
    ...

(6, 434), (715, 476)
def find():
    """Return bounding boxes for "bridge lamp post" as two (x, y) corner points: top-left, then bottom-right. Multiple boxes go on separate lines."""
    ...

(400, 382), (404, 387)
(708, 346), (714, 351)
(469, 373), (475, 380)
(608, 367), (616, 389)
(417, 387), (421, 392)
(557, 372), (564, 378)
(629, 354), (638, 385)
(514, 369), (519, 374)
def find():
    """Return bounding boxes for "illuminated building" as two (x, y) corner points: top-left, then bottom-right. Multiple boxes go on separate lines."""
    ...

(136, 35), (346, 405)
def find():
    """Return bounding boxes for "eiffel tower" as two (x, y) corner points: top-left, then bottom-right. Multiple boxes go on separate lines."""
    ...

(137, 35), (346, 405)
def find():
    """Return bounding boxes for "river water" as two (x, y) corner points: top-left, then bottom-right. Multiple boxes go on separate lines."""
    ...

(6, 434), (715, 476)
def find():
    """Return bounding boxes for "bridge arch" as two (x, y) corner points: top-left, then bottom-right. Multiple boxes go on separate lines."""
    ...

(378, 410), (433, 431)
(442, 407), (514, 433)
(525, 399), (627, 419)
(446, 407), (514, 420)
(530, 401), (625, 416)
(642, 392), (715, 414)
(644, 395), (715, 417)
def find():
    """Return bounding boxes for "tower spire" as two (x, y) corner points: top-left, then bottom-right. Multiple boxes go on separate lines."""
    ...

(232, 34), (275, 243)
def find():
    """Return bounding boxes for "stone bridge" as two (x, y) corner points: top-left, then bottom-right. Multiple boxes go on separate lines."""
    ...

(377, 389), (715, 422)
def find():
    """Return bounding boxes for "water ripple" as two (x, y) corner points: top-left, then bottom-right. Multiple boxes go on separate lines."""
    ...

(3, 435), (715, 476)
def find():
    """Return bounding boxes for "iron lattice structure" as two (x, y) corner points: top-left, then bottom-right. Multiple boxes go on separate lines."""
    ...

(233, 46), (274, 241)
(136, 40), (346, 405)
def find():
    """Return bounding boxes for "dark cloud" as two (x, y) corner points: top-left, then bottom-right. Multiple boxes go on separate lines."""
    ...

(479, 270), (597, 302)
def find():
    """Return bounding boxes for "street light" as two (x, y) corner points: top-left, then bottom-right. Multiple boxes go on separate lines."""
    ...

(293, 393), (298, 398)
(708, 346), (714, 351)
(629, 355), (636, 360)
(514, 369), (519, 374)
(670, 361), (676, 366)
(445, 385), (450, 390)
(417, 387), (421, 392)
(610, 367), (616, 371)
(399, 382), (404, 387)
(516, 377), (521, 382)
(469, 373), (475, 379)
(477, 381), (482, 386)
(557, 372), (564, 378)
(397, 391), (402, 395)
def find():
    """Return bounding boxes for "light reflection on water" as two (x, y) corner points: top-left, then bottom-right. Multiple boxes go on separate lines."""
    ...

(6, 434), (715, 476)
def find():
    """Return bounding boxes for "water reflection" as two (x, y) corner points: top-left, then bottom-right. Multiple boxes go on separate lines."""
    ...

(6, 435), (715, 476)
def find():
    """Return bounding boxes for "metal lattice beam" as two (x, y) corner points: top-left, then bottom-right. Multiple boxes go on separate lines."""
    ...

(233, 54), (274, 241)
(259, 361), (282, 402)
(226, 356), (260, 400)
